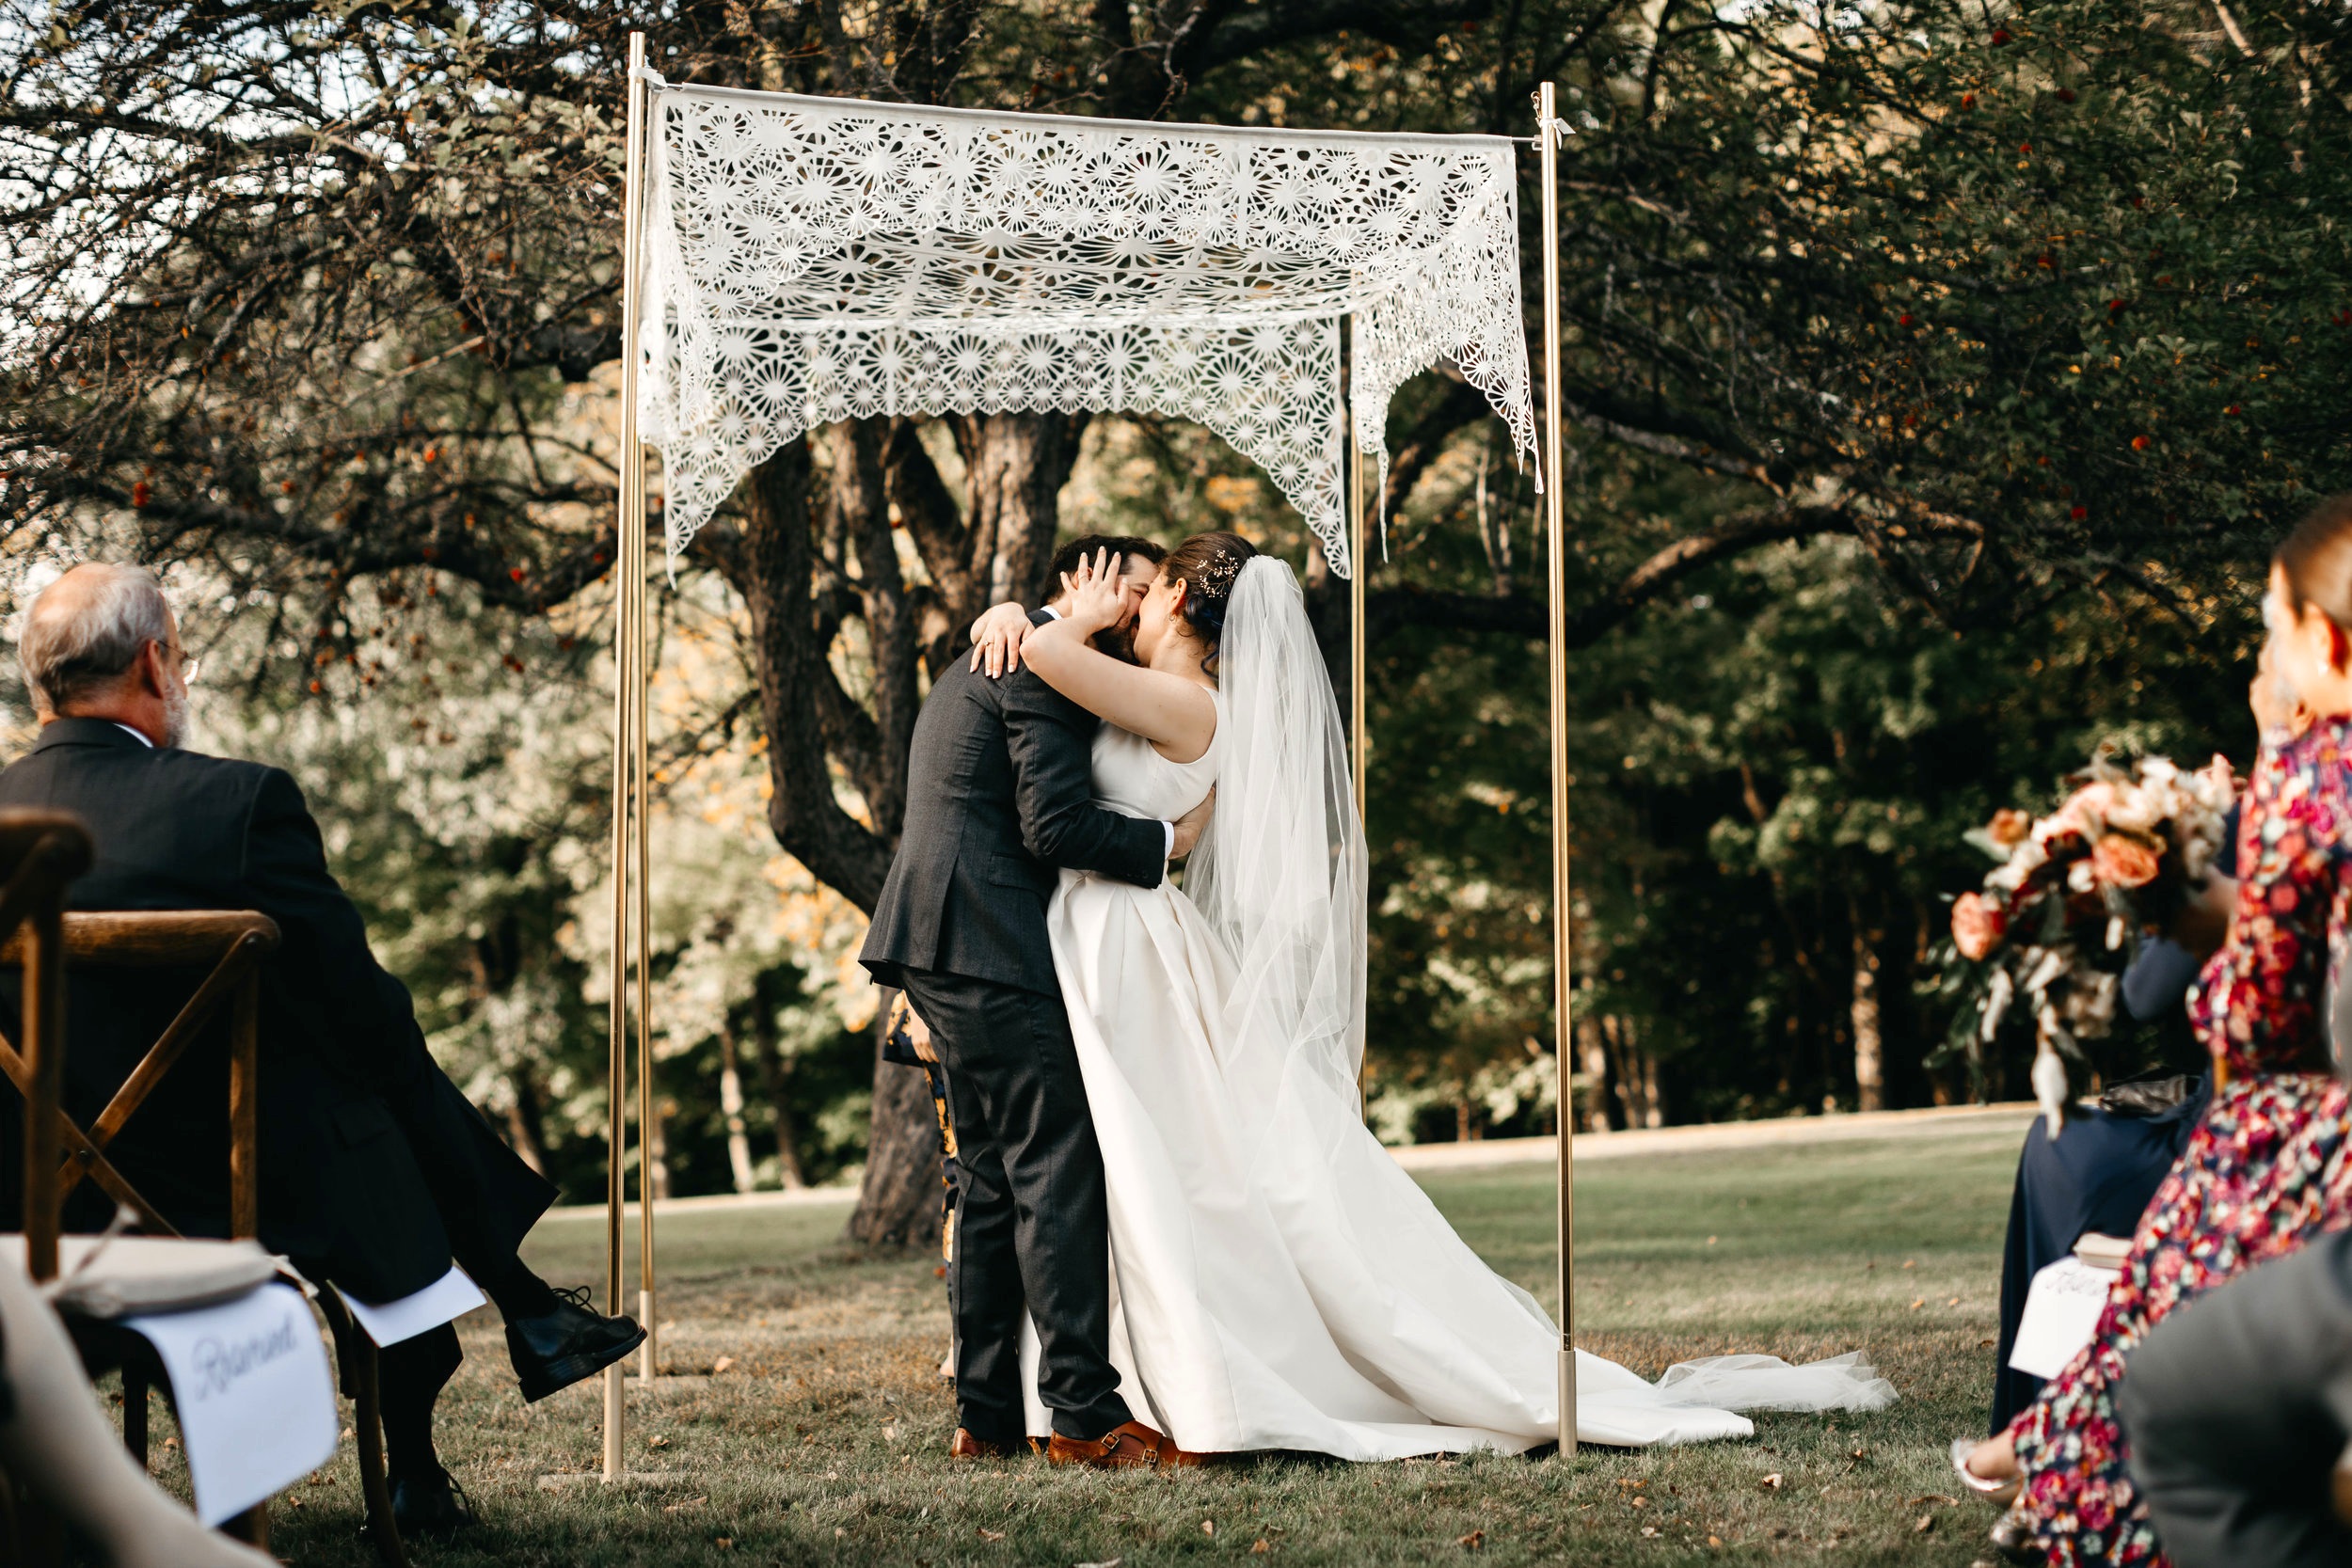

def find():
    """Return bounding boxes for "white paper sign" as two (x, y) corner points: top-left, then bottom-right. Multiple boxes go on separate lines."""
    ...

(2009, 1257), (2117, 1380)
(123, 1281), (338, 1525)
(337, 1265), (486, 1347)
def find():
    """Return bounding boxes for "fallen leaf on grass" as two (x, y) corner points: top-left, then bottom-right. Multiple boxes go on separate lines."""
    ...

(713, 1356), (737, 1374)
(1905, 1495), (1961, 1508)
(1202, 1520), (1216, 1537)
(1708, 1537), (1723, 1548)
(1252, 1541), (1271, 1555)
(1073, 1560), (1122, 1568)
(978, 1528), (1006, 1543)
(1979, 1338), (1998, 1350)
(715, 1538), (734, 1550)
(1456, 1529), (1485, 1551)
(1915, 1514), (1935, 1533)
(1760, 1474), (1784, 1490)
(647, 1434), (672, 1449)
(1908, 1298), (1926, 1310)
(1640, 1527), (1659, 1539)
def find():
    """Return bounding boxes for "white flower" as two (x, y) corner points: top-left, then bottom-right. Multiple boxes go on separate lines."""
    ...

(2063, 970), (2119, 1036)
(2022, 946), (2071, 995)
(1980, 966), (2015, 1042)
(2032, 1042), (2071, 1139)
(1988, 837), (2049, 892)
(2105, 790), (2162, 833)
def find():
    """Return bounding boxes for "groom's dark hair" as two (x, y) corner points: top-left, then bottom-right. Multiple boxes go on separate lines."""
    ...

(1050, 534), (1166, 582)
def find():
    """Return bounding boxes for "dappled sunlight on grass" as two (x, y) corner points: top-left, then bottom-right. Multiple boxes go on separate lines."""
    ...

(230, 1129), (2023, 1565)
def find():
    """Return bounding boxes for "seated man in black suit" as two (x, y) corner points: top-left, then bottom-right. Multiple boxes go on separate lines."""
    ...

(0, 563), (644, 1534)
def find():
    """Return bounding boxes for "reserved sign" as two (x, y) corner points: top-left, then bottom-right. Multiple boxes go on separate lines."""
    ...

(124, 1281), (338, 1525)
(2008, 1257), (2117, 1381)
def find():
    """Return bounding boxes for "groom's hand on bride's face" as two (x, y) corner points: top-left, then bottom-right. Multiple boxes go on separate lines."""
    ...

(1169, 787), (1215, 860)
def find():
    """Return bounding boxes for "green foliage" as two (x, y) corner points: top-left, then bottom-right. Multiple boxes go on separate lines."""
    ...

(7, 0), (2349, 1181)
(1360, 439), (2249, 1129)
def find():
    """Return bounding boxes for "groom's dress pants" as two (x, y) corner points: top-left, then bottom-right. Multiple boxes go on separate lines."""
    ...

(898, 968), (1132, 1444)
(2117, 1229), (2352, 1568)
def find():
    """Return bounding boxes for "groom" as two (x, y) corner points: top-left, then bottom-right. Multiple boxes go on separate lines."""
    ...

(861, 534), (1205, 1468)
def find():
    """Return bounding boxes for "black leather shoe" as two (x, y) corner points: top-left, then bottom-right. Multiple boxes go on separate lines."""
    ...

(505, 1286), (646, 1402)
(379, 1465), (476, 1538)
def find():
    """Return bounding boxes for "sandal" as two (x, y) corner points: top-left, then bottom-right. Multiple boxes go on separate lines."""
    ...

(1951, 1436), (2022, 1507)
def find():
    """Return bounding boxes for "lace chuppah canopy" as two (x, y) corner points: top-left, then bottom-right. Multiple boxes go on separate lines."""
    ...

(633, 77), (1540, 575)
(595, 38), (1579, 1483)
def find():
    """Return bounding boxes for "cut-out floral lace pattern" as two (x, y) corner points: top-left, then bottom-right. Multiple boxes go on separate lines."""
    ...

(637, 87), (1536, 575)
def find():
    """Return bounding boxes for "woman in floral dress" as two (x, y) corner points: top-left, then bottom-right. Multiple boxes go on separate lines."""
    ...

(1961, 499), (2352, 1566)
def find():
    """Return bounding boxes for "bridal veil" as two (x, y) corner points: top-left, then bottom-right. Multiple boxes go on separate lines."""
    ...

(1185, 556), (1370, 1136)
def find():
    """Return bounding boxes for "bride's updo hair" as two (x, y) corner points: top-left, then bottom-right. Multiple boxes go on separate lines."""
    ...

(2275, 494), (2352, 629)
(1161, 531), (1259, 673)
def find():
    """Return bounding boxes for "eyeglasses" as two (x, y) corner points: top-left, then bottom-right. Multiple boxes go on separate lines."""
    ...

(159, 640), (200, 686)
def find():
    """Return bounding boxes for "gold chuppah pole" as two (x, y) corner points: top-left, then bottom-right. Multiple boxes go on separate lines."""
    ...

(1534, 80), (1577, 1460)
(604, 27), (655, 1483)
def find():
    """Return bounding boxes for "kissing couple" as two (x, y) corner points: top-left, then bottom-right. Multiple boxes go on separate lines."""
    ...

(859, 531), (1894, 1465)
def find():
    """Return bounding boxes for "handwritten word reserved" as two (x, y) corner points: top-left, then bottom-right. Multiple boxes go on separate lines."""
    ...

(188, 1316), (302, 1402)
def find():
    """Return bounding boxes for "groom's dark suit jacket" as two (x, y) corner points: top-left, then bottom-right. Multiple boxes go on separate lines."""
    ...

(861, 614), (1167, 995)
(0, 719), (554, 1301)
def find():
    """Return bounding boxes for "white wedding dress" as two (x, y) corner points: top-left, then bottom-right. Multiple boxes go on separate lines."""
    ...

(1015, 560), (1896, 1457)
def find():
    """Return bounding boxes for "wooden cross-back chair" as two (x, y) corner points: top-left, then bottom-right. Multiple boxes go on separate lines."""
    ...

(0, 808), (407, 1567)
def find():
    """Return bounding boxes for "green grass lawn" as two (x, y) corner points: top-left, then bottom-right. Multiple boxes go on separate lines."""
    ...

(159, 1127), (2026, 1565)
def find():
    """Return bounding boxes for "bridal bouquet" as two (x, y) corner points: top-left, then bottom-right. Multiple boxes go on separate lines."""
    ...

(1930, 750), (2236, 1135)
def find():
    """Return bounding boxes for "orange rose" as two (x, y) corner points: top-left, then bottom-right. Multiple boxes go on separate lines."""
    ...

(1952, 892), (2007, 960)
(1987, 809), (2032, 847)
(2092, 833), (2162, 889)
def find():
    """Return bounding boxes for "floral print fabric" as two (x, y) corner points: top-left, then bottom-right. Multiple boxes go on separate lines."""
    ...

(2008, 718), (2352, 1567)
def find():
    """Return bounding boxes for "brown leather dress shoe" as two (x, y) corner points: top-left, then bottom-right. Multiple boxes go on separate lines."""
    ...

(949, 1428), (1012, 1459)
(1042, 1420), (1203, 1469)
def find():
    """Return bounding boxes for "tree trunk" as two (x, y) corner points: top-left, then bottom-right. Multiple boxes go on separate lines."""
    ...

(846, 1008), (946, 1250)
(1604, 1015), (1644, 1129)
(748, 993), (806, 1190)
(648, 1095), (673, 1202)
(955, 411), (1089, 609)
(1850, 894), (1886, 1114)
(718, 1020), (758, 1195)
(502, 1065), (551, 1176)
(1577, 1010), (1614, 1133)
(739, 438), (898, 909)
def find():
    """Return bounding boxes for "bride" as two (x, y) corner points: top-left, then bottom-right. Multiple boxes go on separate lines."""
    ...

(970, 530), (1894, 1456)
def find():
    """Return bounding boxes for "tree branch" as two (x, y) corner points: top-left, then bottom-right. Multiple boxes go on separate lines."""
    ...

(1359, 502), (1857, 649)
